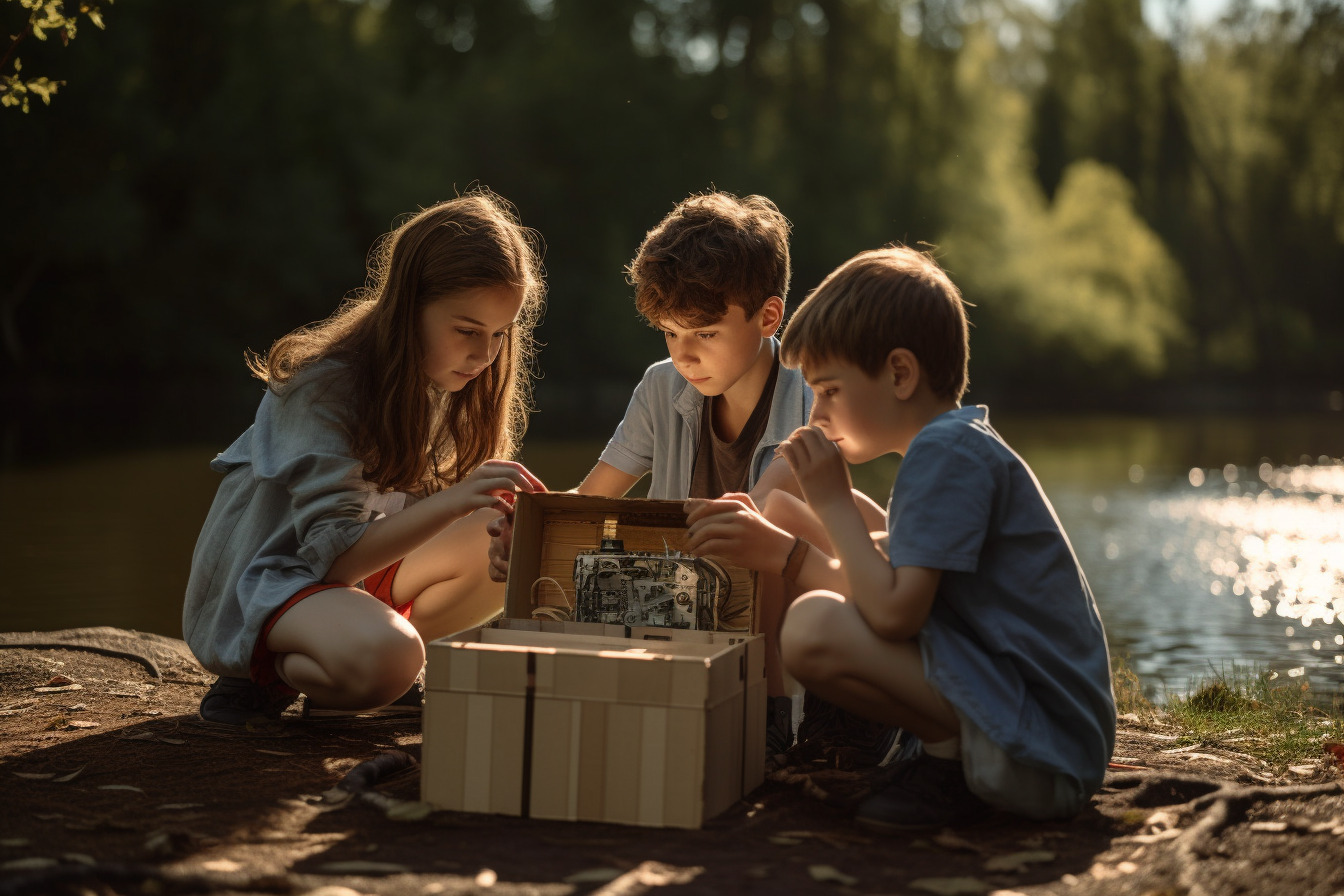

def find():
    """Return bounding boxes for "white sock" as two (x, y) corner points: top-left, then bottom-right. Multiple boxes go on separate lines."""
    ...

(923, 736), (961, 760)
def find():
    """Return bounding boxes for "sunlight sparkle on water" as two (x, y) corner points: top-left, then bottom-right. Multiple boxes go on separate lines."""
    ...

(1154, 459), (1344, 663)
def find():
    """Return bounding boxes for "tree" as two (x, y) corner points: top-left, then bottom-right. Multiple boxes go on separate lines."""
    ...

(1, 0), (111, 112)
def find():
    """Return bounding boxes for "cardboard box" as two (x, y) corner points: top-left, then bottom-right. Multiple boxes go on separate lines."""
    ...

(503, 491), (758, 634)
(422, 618), (766, 829)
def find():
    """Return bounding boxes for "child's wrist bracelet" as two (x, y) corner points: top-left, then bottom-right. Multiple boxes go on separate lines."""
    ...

(781, 537), (810, 581)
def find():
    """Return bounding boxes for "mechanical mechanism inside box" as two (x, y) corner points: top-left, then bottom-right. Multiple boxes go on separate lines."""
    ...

(503, 492), (759, 635)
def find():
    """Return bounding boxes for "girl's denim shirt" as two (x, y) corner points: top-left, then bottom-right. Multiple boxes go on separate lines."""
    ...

(182, 362), (408, 679)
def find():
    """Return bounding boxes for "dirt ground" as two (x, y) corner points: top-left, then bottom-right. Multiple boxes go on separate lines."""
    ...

(2, 628), (1343, 896)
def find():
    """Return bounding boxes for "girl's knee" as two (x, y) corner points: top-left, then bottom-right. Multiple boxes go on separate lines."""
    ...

(336, 621), (424, 705)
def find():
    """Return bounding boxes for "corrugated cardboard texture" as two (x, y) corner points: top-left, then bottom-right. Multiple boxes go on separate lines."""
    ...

(422, 623), (766, 828)
(503, 492), (756, 632)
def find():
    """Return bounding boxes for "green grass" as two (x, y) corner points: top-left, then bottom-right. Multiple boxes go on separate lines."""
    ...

(1113, 658), (1343, 772)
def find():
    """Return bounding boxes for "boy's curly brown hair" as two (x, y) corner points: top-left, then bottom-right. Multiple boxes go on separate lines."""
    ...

(627, 191), (791, 327)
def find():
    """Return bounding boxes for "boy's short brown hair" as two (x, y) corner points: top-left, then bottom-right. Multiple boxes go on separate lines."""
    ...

(781, 245), (970, 402)
(627, 191), (791, 327)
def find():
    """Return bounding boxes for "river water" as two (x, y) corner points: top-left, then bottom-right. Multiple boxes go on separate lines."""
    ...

(2, 412), (1341, 703)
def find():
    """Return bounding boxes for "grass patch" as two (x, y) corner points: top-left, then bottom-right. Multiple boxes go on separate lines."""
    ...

(1111, 655), (1154, 717)
(1126, 662), (1343, 771)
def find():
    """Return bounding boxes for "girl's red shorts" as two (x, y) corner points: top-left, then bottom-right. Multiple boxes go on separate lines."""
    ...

(249, 561), (410, 687)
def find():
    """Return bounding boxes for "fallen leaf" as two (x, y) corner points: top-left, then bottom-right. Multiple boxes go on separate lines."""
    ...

(908, 877), (991, 895)
(318, 861), (412, 875)
(563, 868), (624, 884)
(321, 787), (354, 806)
(1, 857), (59, 872)
(984, 850), (1057, 872)
(52, 766), (86, 783)
(933, 831), (983, 853)
(1324, 743), (1344, 766)
(120, 732), (185, 744)
(808, 864), (858, 886)
(385, 800), (434, 821)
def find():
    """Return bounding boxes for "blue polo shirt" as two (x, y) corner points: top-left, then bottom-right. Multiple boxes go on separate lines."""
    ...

(887, 406), (1116, 798)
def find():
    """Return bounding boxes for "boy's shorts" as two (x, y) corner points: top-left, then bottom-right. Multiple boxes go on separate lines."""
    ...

(939, 693), (1088, 820)
(249, 562), (409, 687)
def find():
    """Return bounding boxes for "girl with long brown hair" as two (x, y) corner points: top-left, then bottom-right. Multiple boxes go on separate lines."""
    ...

(183, 190), (547, 724)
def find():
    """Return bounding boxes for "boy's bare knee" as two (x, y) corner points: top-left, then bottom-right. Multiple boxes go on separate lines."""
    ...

(779, 592), (847, 683)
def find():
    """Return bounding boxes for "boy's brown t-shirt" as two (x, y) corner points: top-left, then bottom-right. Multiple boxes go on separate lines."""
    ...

(688, 356), (781, 499)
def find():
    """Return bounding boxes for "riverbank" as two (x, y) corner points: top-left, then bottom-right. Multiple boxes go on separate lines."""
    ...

(2, 628), (1342, 896)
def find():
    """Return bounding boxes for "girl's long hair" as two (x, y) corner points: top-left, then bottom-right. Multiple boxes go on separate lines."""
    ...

(247, 189), (545, 493)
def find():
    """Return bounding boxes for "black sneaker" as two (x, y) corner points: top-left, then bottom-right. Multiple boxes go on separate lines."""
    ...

(301, 679), (424, 720)
(794, 691), (903, 769)
(854, 753), (990, 831)
(765, 694), (794, 759)
(199, 676), (299, 726)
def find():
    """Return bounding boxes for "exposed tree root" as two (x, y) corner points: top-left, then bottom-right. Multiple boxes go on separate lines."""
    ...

(1109, 772), (1344, 896)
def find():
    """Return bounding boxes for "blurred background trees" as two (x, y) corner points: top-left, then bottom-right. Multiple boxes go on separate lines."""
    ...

(2, 0), (1340, 463)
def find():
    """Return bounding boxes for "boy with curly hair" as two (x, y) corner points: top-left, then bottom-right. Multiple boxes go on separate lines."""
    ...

(492, 191), (879, 753)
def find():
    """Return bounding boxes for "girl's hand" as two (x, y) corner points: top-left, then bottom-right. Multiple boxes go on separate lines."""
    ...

(778, 426), (853, 511)
(444, 460), (546, 517)
(683, 492), (794, 573)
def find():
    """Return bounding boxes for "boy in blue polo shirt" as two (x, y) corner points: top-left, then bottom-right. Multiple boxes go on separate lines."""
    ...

(686, 245), (1115, 827)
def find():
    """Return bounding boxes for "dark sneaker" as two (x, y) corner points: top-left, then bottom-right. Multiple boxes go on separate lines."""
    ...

(199, 676), (299, 726)
(854, 753), (990, 831)
(794, 691), (903, 769)
(301, 679), (424, 720)
(765, 694), (795, 759)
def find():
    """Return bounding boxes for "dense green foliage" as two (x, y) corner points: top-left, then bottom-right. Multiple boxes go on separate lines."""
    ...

(1, 0), (1340, 458)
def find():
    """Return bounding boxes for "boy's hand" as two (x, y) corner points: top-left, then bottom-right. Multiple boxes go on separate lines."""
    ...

(778, 426), (853, 510)
(683, 493), (795, 573)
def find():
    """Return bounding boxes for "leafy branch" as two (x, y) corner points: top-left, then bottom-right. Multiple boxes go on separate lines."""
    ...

(1, 0), (111, 112)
